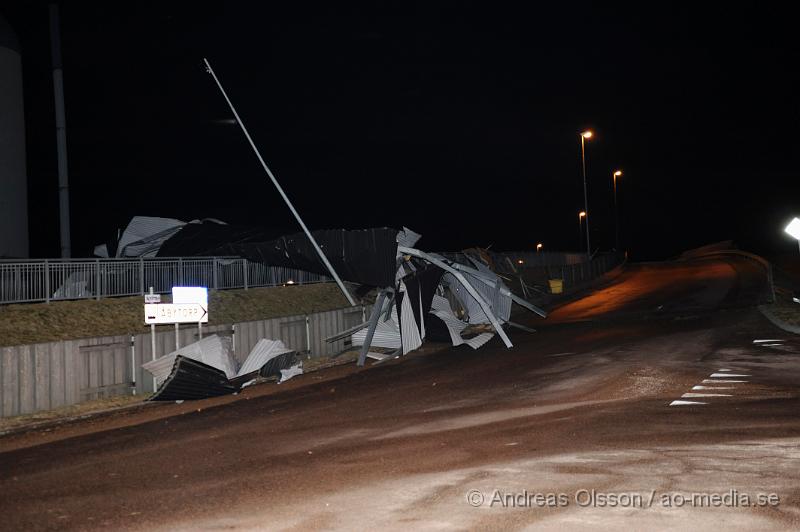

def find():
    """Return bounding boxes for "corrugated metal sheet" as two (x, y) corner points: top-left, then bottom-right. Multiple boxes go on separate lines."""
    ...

(150, 356), (238, 401)
(236, 339), (293, 377)
(396, 227), (422, 248)
(159, 226), (400, 288)
(464, 332), (495, 349)
(429, 294), (496, 350)
(352, 297), (402, 349)
(398, 281), (423, 355)
(108, 216), (186, 258)
(142, 335), (235, 385)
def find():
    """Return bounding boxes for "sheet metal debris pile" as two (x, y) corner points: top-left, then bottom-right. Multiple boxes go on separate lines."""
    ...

(142, 335), (302, 401)
(128, 218), (549, 398)
(341, 228), (548, 366)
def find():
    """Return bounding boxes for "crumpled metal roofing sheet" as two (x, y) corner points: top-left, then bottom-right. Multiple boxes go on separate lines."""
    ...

(236, 338), (294, 377)
(397, 280), (423, 355)
(150, 356), (239, 401)
(98, 216), (186, 258)
(158, 224), (400, 287)
(430, 294), (496, 350)
(352, 296), (402, 349)
(142, 335), (236, 385)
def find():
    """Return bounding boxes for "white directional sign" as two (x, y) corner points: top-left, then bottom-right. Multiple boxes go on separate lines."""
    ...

(144, 293), (161, 304)
(144, 303), (208, 324)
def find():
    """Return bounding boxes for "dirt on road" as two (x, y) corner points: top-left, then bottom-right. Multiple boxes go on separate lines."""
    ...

(1, 255), (799, 531)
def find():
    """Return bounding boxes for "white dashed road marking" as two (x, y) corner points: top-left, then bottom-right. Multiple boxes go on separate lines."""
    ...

(671, 364), (753, 406)
(753, 339), (784, 344)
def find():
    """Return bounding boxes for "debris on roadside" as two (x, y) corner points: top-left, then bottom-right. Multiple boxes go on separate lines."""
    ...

(144, 336), (300, 401)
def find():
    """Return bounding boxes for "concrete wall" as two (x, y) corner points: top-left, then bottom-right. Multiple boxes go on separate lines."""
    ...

(0, 304), (370, 418)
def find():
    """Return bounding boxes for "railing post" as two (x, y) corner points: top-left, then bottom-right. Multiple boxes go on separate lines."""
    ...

(213, 257), (218, 290)
(178, 258), (183, 285)
(95, 259), (101, 300)
(243, 258), (249, 290)
(45, 260), (50, 303)
(139, 257), (145, 295)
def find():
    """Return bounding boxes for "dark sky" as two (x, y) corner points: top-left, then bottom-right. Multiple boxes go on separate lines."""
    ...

(3, 2), (800, 260)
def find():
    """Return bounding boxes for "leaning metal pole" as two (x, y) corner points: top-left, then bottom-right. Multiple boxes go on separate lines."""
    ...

(203, 58), (356, 306)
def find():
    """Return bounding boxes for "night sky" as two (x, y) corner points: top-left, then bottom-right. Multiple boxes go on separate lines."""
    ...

(3, 2), (799, 260)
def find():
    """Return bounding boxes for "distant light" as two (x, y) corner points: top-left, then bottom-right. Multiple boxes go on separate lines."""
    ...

(785, 218), (800, 240)
(614, 170), (623, 177)
(517, 260), (524, 264)
(579, 211), (586, 218)
(286, 280), (296, 285)
(536, 243), (543, 251)
(581, 130), (593, 139)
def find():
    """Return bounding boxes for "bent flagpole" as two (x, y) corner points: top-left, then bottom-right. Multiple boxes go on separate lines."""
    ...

(203, 58), (356, 306)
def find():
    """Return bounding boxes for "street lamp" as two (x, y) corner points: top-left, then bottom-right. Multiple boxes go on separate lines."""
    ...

(785, 217), (800, 253)
(612, 170), (623, 251)
(536, 243), (543, 252)
(578, 211), (586, 252)
(580, 130), (593, 257)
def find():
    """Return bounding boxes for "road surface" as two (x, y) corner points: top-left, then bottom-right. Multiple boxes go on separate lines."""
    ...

(1, 254), (799, 531)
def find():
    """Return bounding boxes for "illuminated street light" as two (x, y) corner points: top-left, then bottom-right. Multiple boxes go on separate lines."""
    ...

(785, 217), (800, 253)
(613, 170), (623, 251)
(580, 131), (593, 257)
(536, 243), (543, 252)
(578, 211), (586, 252)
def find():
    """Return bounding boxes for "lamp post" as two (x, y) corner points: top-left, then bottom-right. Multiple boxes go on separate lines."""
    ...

(536, 243), (543, 253)
(612, 170), (622, 251)
(580, 130), (593, 257)
(578, 211), (586, 252)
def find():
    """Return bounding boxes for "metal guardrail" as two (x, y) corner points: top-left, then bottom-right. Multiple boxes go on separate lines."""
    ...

(0, 257), (330, 305)
(0, 251), (625, 306)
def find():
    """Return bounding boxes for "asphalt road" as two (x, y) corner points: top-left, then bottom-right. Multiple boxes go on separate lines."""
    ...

(1, 254), (799, 531)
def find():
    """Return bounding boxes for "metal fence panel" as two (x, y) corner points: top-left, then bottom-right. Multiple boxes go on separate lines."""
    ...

(0, 257), (333, 305)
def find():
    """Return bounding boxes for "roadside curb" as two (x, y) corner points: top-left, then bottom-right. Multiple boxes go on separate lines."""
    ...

(758, 304), (800, 335)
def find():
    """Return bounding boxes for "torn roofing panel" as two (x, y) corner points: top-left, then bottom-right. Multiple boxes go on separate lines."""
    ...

(396, 284), (423, 355)
(236, 338), (294, 377)
(352, 296), (403, 350)
(158, 223), (400, 287)
(150, 356), (239, 401)
(402, 263), (445, 336)
(109, 216), (186, 258)
(396, 227), (422, 248)
(142, 335), (236, 385)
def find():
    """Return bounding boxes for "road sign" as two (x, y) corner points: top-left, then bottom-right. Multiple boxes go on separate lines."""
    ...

(144, 293), (161, 304)
(145, 303), (208, 324)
